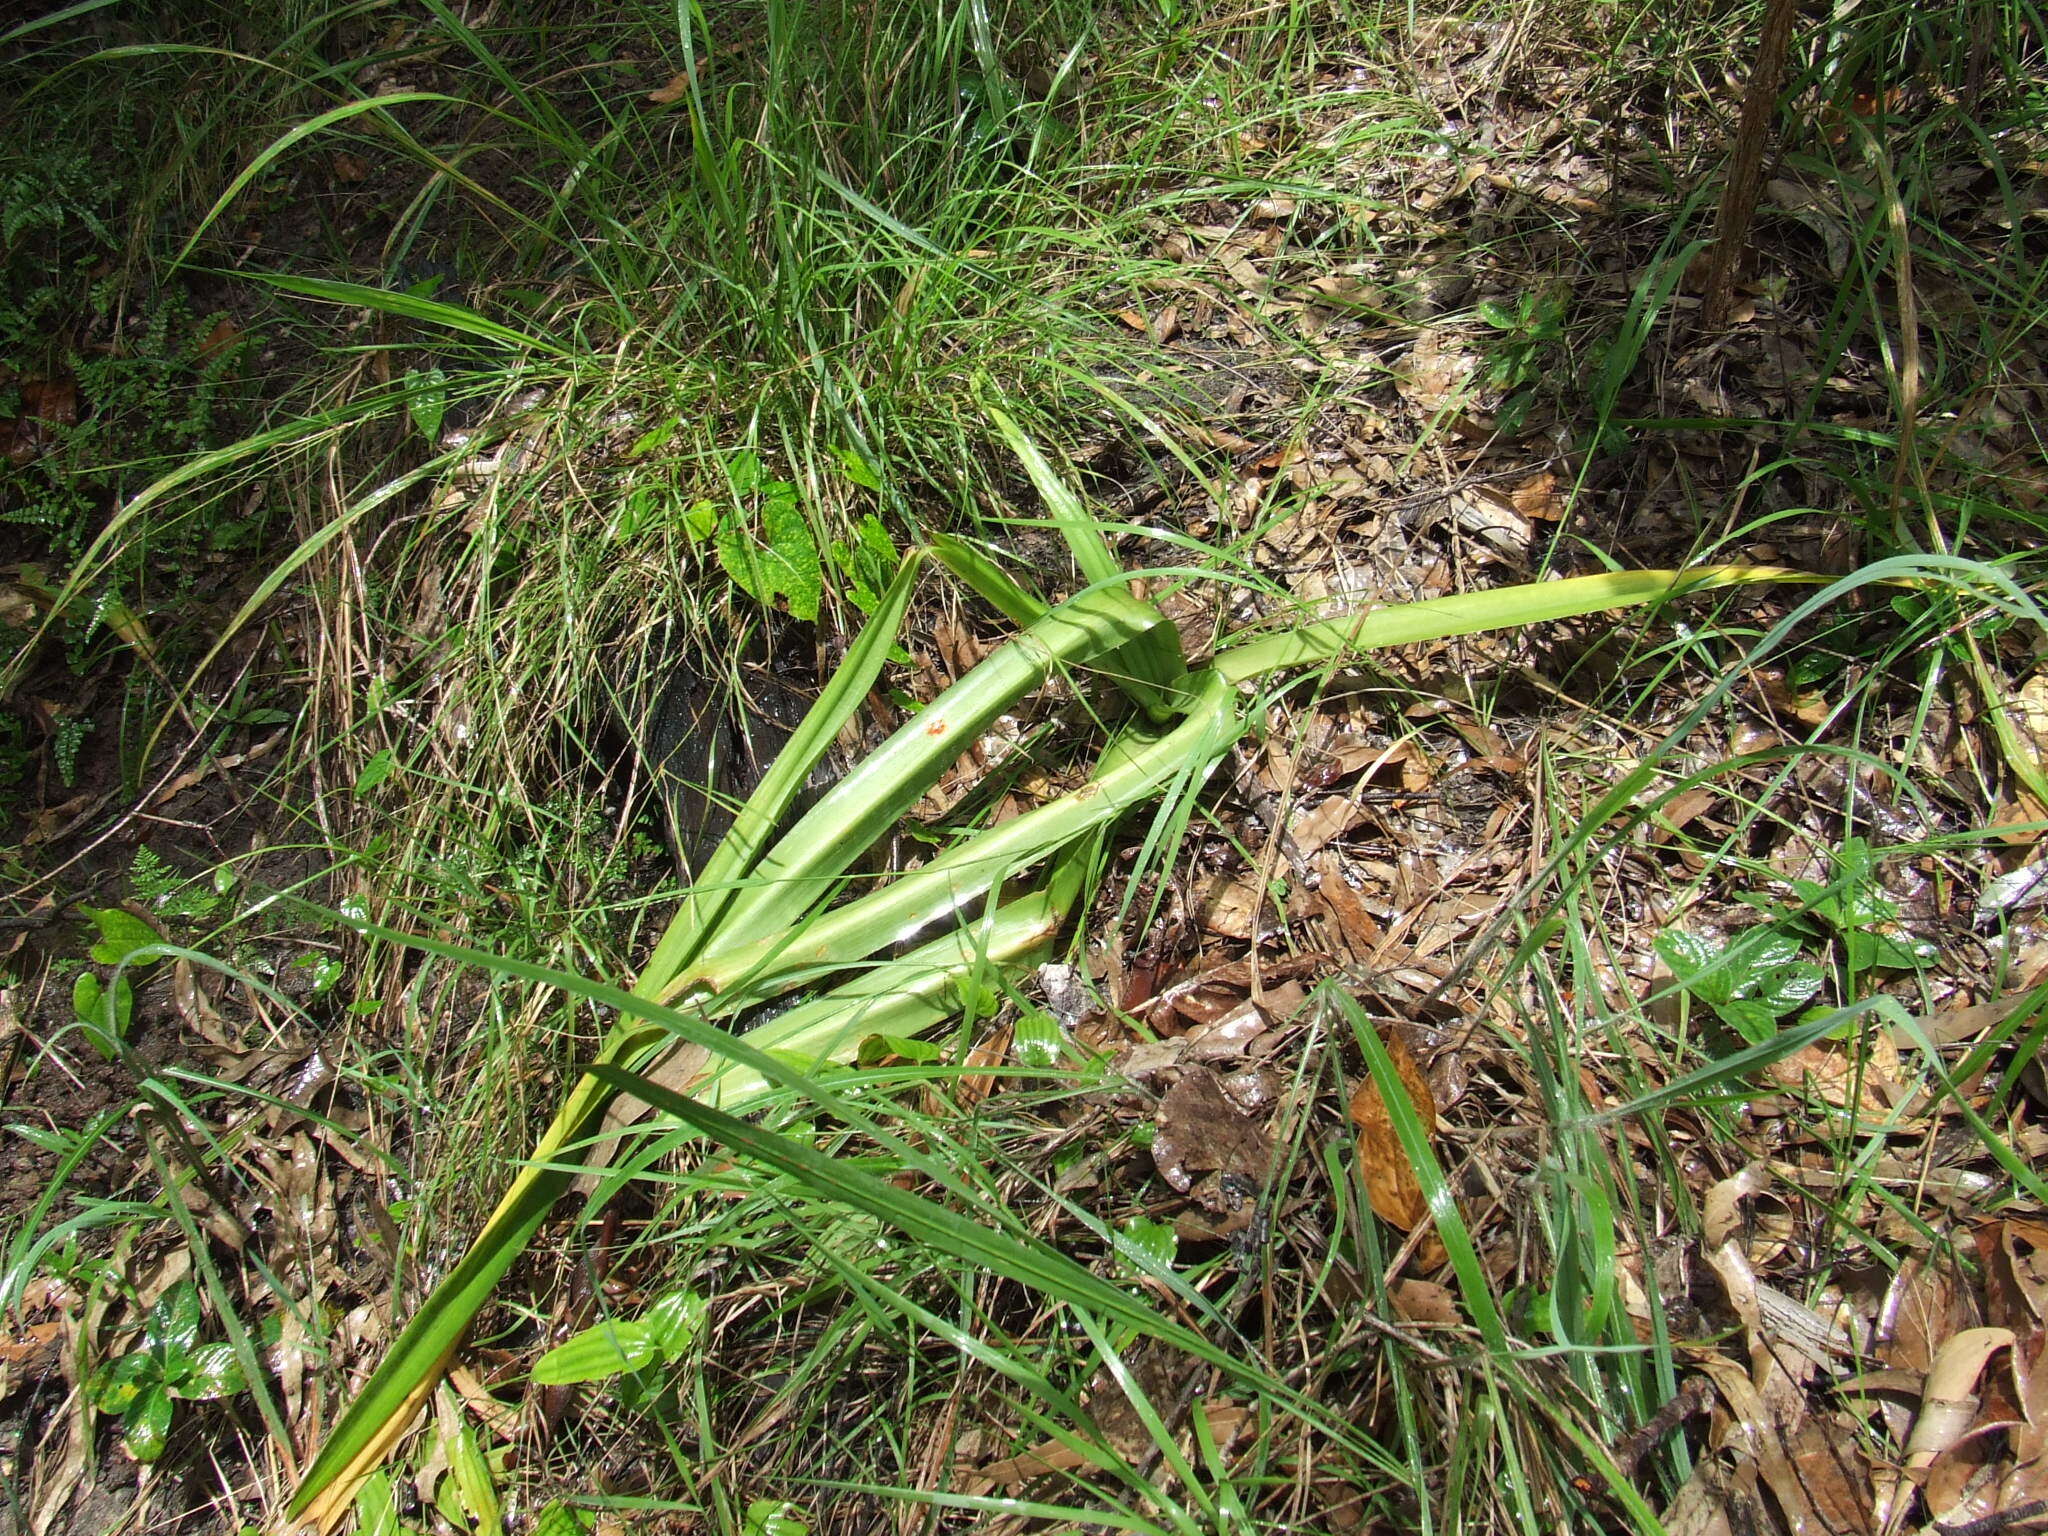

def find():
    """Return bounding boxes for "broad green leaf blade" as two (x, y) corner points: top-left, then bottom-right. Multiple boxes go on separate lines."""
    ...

(178, 1341), (246, 1401)
(1216, 566), (1819, 683)
(639, 551), (926, 996)
(988, 407), (1187, 722)
(529, 1321), (658, 1385)
(688, 875), (1077, 1107)
(680, 671), (1237, 1006)
(686, 583), (1168, 965)
(642, 1290), (707, 1358)
(931, 532), (1049, 629)
(86, 906), (162, 967)
(987, 405), (1121, 591)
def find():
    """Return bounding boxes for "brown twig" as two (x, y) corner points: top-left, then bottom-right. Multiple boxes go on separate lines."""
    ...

(1700, 0), (1802, 328)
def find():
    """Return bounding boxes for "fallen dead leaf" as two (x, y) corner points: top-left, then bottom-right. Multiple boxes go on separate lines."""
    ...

(1390, 1277), (1460, 1326)
(1196, 871), (1272, 940)
(647, 70), (690, 104)
(1348, 1029), (1437, 1233)
(1876, 1327), (2016, 1535)
(1153, 1069), (1272, 1194)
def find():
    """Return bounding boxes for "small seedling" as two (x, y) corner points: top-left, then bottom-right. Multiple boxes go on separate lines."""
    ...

(92, 1280), (247, 1463)
(1772, 836), (1939, 975)
(1654, 925), (1825, 1045)
(529, 1287), (706, 1411)
(71, 904), (163, 1057)
(713, 457), (824, 621)
(743, 1500), (810, 1536)
(1475, 291), (1565, 429)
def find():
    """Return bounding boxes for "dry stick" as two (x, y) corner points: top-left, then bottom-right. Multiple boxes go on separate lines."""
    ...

(1700, 0), (1803, 329)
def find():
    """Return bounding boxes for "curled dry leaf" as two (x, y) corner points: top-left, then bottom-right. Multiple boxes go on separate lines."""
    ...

(1347, 1027), (1436, 1233)
(646, 71), (690, 104)
(1875, 1327), (2016, 1536)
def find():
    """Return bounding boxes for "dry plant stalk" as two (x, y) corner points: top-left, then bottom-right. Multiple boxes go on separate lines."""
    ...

(1700, 0), (1802, 329)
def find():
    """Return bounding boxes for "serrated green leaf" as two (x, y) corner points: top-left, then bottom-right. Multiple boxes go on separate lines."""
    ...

(762, 491), (822, 620)
(529, 1321), (658, 1385)
(1727, 930), (1802, 992)
(717, 493), (822, 620)
(856, 1032), (944, 1066)
(1756, 961), (1825, 1015)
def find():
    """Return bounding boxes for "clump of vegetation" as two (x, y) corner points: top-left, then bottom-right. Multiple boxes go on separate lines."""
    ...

(3, 1), (2047, 1534)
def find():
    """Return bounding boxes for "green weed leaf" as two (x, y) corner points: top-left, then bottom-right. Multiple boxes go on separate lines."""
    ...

(834, 446), (880, 490)
(1654, 928), (1730, 1006)
(123, 1384), (173, 1462)
(641, 1290), (707, 1359)
(1012, 1009), (1064, 1068)
(856, 1033), (944, 1066)
(744, 1500), (809, 1536)
(1113, 1216), (1178, 1273)
(94, 1350), (156, 1414)
(716, 485), (821, 620)
(441, 1411), (501, 1536)
(354, 749), (398, 794)
(403, 368), (446, 441)
(727, 450), (765, 494)
(530, 1321), (659, 1384)
(530, 1506), (596, 1536)
(177, 1341), (247, 1401)
(148, 1281), (204, 1357)
(84, 906), (159, 966)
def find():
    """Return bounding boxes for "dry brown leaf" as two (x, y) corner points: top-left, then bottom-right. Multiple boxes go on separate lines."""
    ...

(951, 1020), (1012, 1109)
(1749, 666), (1830, 727)
(1196, 871), (1271, 940)
(1978, 1218), (2048, 1332)
(1876, 1328), (2016, 1535)
(1762, 1037), (1902, 1114)
(646, 70), (690, 103)
(1153, 1069), (1271, 1194)
(1314, 855), (1383, 962)
(1390, 1277), (1460, 1326)
(1347, 1030), (1436, 1233)
(1289, 795), (1362, 859)
(1509, 469), (1566, 522)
